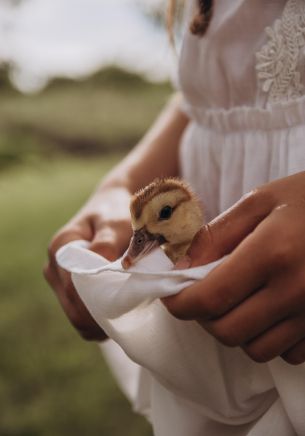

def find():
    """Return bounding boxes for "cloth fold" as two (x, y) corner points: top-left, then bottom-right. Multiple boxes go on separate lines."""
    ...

(56, 240), (305, 435)
(56, 240), (221, 319)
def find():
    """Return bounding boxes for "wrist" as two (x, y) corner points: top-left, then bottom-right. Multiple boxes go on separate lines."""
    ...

(74, 184), (131, 226)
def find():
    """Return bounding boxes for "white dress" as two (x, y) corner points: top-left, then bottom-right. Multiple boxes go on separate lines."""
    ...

(179, 0), (305, 222)
(176, 1), (305, 433)
(66, 1), (305, 435)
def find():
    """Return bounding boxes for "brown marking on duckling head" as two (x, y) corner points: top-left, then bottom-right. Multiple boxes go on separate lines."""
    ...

(130, 178), (191, 221)
(122, 178), (204, 269)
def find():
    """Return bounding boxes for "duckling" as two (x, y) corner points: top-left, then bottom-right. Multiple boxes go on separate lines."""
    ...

(121, 178), (204, 269)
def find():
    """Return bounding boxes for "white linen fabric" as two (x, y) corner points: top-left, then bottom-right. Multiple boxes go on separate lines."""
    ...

(57, 0), (305, 435)
(57, 239), (305, 436)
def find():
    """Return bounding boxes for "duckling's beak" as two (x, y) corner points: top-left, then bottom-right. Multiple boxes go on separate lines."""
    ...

(121, 229), (164, 269)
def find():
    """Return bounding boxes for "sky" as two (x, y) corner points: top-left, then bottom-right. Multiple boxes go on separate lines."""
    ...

(0, 0), (177, 92)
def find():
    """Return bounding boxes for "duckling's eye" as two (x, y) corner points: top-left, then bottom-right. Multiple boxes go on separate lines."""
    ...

(159, 205), (173, 220)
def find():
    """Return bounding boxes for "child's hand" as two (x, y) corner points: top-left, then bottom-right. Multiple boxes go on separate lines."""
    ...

(163, 172), (305, 365)
(44, 187), (132, 341)
(44, 97), (189, 341)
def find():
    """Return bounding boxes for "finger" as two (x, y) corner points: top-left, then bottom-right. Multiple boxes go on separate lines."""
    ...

(58, 292), (107, 341)
(44, 253), (71, 296)
(44, 260), (79, 306)
(201, 282), (303, 347)
(174, 255), (192, 270)
(43, 262), (60, 289)
(59, 282), (106, 340)
(45, 262), (107, 341)
(45, 223), (108, 341)
(164, 226), (269, 321)
(46, 227), (91, 306)
(282, 338), (305, 365)
(45, 259), (76, 310)
(242, 315), (305, 363)
(48, 224), (92, 265)
(188, 189), (275, 267)
(90, 225), (131, 261)
(164, 207), (291, 322)
(48, 226), (92, 285)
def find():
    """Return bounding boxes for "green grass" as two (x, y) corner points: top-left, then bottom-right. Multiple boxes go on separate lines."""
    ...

(0, 68), (173, 161)
(0, 155), (153, 436)
(0, 68), (168, 435)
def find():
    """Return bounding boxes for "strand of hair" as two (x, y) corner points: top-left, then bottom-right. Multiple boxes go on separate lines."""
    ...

(190, 0), (213, 36)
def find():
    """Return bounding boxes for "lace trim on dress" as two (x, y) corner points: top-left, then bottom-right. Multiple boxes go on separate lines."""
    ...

(256, 0), (305, 104)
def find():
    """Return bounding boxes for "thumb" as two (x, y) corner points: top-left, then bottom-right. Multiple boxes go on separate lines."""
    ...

(48, 223), (92, 267)
(47, 224), (93, 288)
(89, 225), (131, 262)
(188, 190), (274, 267)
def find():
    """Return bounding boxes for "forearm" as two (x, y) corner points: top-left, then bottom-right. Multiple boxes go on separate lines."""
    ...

(45, 95), (189, 342)
(72, 94), (189, 237)
(99, 94), (190, 194)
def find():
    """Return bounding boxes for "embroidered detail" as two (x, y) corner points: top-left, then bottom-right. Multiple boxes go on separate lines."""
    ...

(256, 0), (305, 104)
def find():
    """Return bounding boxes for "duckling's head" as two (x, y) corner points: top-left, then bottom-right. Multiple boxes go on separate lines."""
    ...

(121, 178), (203, 269)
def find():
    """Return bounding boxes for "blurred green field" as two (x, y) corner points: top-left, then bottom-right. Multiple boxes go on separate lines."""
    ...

(0, 68), (172, 167)
(0, 69), (173, 436)
(0, 156), (151, 436)
(0, 155), (154, 436)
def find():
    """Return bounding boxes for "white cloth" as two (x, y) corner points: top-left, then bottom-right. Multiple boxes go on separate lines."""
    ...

(57, 1), (305, 435)
(57, 241), (305, 436)
(56, 240), (220, 319)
